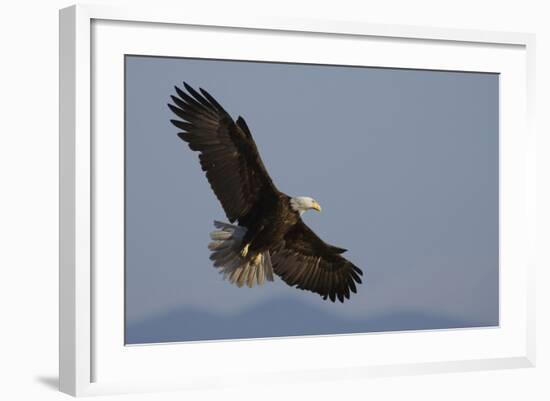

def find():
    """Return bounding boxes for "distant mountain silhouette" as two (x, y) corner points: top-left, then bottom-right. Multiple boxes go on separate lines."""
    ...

(125, 298), (494, 344)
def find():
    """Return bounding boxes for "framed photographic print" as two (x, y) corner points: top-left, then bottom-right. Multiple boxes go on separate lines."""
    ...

(59, 4), (536, 397)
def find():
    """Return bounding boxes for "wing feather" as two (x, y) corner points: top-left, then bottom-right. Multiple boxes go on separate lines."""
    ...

(168, 83), (278, 222)
(271, 221), (363, 302)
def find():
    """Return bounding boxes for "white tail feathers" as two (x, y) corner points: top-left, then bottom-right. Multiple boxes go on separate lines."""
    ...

(208, 221), (274, 288)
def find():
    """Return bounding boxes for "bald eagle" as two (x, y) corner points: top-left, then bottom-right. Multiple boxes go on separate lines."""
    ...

(168, 83), (363, 302)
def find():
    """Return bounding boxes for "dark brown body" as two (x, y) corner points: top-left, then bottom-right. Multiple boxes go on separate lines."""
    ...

(240, 194), (299, 256)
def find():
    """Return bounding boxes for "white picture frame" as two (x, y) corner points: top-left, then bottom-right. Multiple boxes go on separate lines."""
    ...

(59, 3), (536, 397)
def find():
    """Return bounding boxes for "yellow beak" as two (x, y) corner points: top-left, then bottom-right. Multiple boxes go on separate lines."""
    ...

(311, 202), (322, 212)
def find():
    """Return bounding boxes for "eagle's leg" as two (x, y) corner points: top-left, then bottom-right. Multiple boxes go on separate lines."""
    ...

(240, 243), (250, 258)
(240, 243), (262, 266)
(251, 253), (262, 266)
(240, 224), (265, 258)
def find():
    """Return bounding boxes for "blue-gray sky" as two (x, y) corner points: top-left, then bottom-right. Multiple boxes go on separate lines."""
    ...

(124, 55), (499, 344)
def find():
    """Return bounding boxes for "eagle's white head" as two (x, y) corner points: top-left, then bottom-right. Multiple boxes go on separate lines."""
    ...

(290, 196), (322, 215)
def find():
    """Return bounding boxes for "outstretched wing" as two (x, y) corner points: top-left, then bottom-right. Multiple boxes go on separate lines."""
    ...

(271, 221), (363, 302)
(168, 82), (278, 223)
